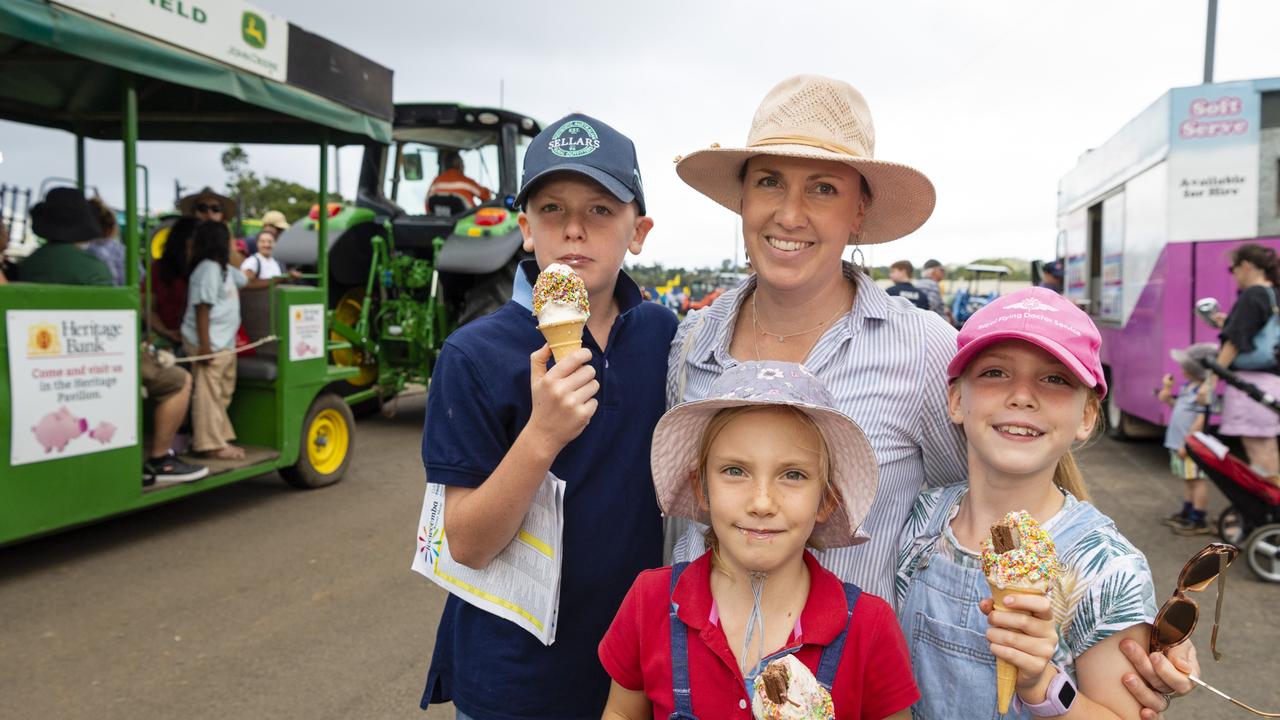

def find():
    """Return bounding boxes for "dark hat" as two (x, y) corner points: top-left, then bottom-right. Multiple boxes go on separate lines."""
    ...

(178, 187), (237, 217)
(30, 188), (102, 244)
(515, 113), (646, 215)
(922, 258), (943, 270)
(1043, 259), (1064, 277)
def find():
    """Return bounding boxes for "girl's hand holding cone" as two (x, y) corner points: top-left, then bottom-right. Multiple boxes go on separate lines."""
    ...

(980, 592), (1059, 704)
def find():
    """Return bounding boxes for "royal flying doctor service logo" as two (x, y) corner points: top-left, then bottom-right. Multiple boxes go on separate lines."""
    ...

(549, 120), (600, 158)
(1002, 297), (1059, 312)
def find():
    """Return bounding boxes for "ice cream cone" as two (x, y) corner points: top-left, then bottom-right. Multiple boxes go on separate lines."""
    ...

(539, 319), (586, 362)
(989, 583), (1046, 714)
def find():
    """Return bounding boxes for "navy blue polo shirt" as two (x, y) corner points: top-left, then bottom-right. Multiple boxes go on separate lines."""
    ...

(421, 260), (677, 720)
(885, 281), (930, 310)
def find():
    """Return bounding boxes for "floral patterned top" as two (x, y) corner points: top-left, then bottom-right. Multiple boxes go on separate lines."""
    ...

(896, 486), (1158, 669)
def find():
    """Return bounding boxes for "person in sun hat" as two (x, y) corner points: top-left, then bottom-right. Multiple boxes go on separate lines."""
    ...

(667, 73), (965, 602)
(178, 186), (237, 221)
(600, 361), (918, 719)
(665, 74), (1190, 714)
(13, 187), (111, 285)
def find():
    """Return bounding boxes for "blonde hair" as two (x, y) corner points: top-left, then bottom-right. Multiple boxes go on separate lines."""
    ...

(692, 406), (842, 563)
(1052, 391), (1103, 501)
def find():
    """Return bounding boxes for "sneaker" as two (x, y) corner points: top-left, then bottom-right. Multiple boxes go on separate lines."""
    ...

(1162, 511), (1189, 528)
(1172, 518), (1213, 536)
(143, 452), (209, 483)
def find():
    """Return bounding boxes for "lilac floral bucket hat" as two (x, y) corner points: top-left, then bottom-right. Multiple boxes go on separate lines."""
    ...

(651, 361), (879, 548)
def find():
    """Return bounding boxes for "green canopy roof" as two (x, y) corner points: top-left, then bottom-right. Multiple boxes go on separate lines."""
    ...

(0, 0), (391, 145)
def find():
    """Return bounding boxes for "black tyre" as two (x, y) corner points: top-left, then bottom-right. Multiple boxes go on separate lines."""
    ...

(281, 392), (355, 489)
(458, 257), (518, 326)
(1217, 506), (1249, 546)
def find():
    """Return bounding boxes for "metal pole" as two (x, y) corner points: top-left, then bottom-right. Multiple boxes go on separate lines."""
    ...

(123, 79), (139, 288)
(75, 134), (86, 192)
(333, 145), (341, 198)
(318, 130), (329, 309)
(1204, 0), (1218, 85)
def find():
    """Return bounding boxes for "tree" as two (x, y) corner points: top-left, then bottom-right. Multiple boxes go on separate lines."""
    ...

(217, 144), (342, 226)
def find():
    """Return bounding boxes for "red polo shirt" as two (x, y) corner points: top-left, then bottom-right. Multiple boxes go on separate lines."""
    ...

(599, 551), (918, 720)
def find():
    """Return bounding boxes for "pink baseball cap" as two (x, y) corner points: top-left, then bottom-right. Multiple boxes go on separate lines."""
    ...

(947, 288), (1107, 398)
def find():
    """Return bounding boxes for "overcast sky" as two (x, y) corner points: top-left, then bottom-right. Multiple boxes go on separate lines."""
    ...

(4, 0), (1280, 269)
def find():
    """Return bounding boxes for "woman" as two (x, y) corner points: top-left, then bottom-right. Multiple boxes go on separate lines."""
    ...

(86, 196), (126, 286)
(667, 74), (1192, 715)
(1198, 243), (1280, 478)
(146, 217), (199, 347)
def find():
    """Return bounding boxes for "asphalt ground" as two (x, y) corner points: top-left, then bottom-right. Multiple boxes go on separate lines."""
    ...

(1, 395), (1276, 719)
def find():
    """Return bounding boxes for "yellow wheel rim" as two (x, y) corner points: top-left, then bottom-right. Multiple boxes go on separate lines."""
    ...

(306, 408), (349, 475)
(330, 289), (377, 386)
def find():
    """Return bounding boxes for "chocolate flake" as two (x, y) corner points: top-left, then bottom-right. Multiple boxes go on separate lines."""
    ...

(991, 523), (1021, 554)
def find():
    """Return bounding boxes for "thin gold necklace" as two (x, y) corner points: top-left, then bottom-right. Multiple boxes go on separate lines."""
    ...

(751, 286), (853, 343)
(750, 284), (854, 361)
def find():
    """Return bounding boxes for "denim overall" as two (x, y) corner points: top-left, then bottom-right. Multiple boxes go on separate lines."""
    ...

(898, 486), (1111, 720)
(667, 562), (861, 720)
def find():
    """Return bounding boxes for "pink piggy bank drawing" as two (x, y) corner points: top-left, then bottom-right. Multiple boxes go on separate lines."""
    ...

(31, 407), (88, 453)
(89, 421), (117, 444)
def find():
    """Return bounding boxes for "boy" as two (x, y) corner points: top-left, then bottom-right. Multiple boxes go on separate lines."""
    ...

(419, 114), (676, 720)
(1158, 343), (1216, 535)
(884, 259), (929, 309)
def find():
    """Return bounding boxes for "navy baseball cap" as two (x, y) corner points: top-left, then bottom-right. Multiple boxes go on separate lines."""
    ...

(515, 113), (646, 215)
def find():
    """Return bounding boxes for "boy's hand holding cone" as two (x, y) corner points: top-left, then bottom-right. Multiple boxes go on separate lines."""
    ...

(980, 511), (1063, 714)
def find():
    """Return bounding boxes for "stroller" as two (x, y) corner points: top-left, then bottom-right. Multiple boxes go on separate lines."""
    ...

(1184, 357), (1280, 582)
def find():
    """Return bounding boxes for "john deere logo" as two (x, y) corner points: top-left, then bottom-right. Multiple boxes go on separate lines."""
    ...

(549, 120), (601, 158)
(27, 322), (61, 357)
(242, 12), (267, 49)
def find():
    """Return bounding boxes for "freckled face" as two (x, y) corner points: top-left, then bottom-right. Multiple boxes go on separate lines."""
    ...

(739, 156), (865, 294)
(518, 175), (653, 299)
(702, 407), (831, 575)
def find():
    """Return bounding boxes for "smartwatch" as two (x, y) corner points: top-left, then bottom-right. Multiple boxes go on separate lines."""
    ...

(1022, 666), (1077, 717)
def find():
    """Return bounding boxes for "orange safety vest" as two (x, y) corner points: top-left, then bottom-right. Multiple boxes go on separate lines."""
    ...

(426, 169), (492, 210)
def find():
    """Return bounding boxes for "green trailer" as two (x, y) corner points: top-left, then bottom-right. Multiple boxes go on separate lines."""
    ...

(0, 0), (393, 545)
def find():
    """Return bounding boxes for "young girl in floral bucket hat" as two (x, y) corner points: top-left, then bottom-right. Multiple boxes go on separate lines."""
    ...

(896, 287), (1164, 719)
(600, 361), (918, 719)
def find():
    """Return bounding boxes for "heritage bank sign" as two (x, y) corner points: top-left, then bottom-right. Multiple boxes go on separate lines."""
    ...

(52, 0), (289, 82)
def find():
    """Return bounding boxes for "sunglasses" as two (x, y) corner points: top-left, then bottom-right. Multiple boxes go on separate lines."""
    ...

(195, 203), (223, 214)
(1152, 544), (1280, 717)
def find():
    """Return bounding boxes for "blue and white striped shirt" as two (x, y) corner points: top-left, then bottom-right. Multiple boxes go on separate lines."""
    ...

(668, 262), (968, 601)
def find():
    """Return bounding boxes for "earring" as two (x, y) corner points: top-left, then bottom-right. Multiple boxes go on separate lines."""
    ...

(850, 244), (865, 270)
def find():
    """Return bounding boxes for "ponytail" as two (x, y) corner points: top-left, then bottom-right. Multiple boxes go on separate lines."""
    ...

(1053, 391), (1103, 502)
(1232, 243), (1280, 286)
(1052, 451), (1090, 502)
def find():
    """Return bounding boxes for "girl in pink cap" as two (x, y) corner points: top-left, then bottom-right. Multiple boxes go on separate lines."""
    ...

(896, 287), (1165, 719)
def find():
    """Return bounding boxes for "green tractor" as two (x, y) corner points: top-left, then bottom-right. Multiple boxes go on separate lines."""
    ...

(275, 104), (540, 409)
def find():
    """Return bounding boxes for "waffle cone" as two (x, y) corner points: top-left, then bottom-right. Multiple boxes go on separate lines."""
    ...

(538, 319), (586, 362)
(988, 583), (1046, 714)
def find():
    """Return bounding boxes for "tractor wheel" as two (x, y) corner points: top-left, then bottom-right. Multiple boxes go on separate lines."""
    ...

(330, 288), (378, 387)
(281, 392), (355, 489)
(458, 257), (519, 326)
(1244, 524), (1280, 583)
(328, 288), (382, 417)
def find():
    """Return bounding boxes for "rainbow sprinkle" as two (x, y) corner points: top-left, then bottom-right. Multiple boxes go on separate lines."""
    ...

(980, 511), (1062, 589)
(532, 267), (589, 316)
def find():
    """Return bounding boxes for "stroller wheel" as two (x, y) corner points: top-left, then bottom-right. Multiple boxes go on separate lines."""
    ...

(1217, 506), (1250, 546)
(1244, 524), (1280, 583)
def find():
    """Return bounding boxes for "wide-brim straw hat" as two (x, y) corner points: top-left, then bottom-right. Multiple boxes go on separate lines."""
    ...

(178, 187), (237, 218)
(651, 361), (878, 548)
(260, 210), (290, 232)
(675, 74), (935, 245)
